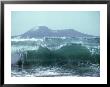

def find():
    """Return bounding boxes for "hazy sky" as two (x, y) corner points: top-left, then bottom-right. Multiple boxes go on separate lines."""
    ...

(11, 11), (100, 36)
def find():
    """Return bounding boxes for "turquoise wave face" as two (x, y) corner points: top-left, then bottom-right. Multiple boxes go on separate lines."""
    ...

(16, 43), (99, 68)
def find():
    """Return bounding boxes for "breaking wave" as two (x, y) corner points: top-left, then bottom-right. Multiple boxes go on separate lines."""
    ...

(12, 43), (99, 66)
(11, 37), (100, 77)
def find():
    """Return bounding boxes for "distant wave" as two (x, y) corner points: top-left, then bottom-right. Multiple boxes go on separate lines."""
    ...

(11, 38), (43, 42)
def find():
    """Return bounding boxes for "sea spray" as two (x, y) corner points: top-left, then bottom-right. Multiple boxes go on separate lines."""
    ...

(11, 37), (100, 77)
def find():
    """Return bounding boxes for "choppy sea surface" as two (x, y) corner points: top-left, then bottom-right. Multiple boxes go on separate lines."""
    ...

(11, 37), (100, 77)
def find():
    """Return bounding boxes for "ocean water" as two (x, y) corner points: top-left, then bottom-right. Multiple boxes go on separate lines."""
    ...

(11, 37), (100, 77)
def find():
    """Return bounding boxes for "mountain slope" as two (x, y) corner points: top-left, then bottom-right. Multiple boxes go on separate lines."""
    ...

(12, 26), (93, 38)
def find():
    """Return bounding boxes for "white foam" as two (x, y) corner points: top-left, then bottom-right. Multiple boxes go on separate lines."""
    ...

(11, 38), (43, 42)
